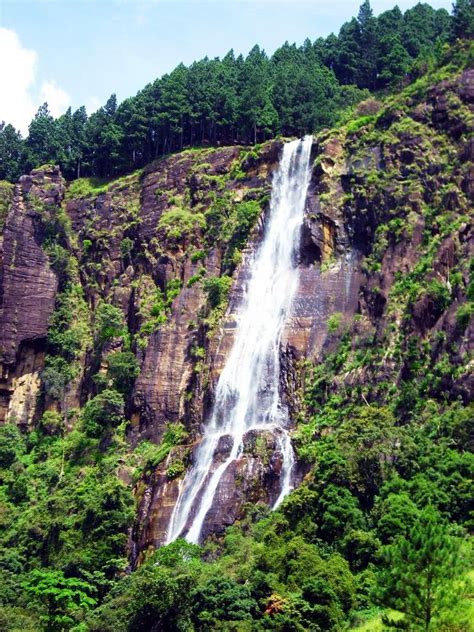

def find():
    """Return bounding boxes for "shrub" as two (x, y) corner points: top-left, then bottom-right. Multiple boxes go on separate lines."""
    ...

(203, 275), (233, 309)
(66, 177), (109, 199)
(456, 302), (473, 329)
(327, 312), (343, 334)
(42, 356), (77, 399)
(81, 389), (124, 437)
(106, 352), (140, 394)
(158, 208), (206, 240)
(47, 285), (91, 360)
(95, 302), (125, 343)
(39, 411), (64, 435)
(0, 423), (24, 468)
(425, 279), (451, 311)
(120, 237), (133, 259)
(346, 115), (376, 134)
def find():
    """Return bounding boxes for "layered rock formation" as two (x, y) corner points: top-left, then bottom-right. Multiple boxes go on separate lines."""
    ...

(0, 66), (472, 564)
(0, 168), (63, 425)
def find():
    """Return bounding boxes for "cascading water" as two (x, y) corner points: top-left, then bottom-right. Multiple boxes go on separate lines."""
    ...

(166, 136), (313, 544)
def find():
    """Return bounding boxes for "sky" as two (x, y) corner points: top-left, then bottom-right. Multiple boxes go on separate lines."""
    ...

(1, 0), (453, 135)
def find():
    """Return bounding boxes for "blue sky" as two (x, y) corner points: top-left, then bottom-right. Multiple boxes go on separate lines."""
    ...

(0, 0), (453, 134)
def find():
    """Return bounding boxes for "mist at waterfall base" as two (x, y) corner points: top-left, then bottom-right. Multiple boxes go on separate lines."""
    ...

(166, 136), (313, 545)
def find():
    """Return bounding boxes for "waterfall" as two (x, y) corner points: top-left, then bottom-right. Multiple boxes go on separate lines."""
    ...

(166, 136), (313, 544)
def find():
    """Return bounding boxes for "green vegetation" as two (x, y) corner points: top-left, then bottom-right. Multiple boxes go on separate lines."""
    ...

(135, 277), (182, 348)
(131, 423), (188, 478)
(203, 275), (233, 309)
(94, 301), (127, 343)
(327, 312), (343, 334)
(378, 506), (471, 630)
(158, 207), (206, 241)
(65, 177), (110, 199)
(106, 352), (140, 394)
(0, 180), (14, 231)
(202, 275), (234, 335)
(1, 1), (469, 181)
(0, 6), (473, 631)
(0, 420), (134, 630)
(81, 389), (125, 437)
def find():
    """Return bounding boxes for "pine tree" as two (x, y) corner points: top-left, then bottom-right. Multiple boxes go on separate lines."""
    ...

(452, 0), (474, 40)
(0, 122), (24, 181)
(377, 505), (469, 630)
(378, 34), (411, 86)
(25, 103), (62, 170)
(357, 0), (378, 89)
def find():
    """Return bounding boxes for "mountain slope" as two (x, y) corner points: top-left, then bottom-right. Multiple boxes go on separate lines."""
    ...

(0, 42), (472, 631)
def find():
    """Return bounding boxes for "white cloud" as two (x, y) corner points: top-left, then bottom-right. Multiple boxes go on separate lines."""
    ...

(39, 80), (71, 118)
(0, 28), (37, 136)
(85, 96), (102, 115)
(0, 28), (71, 136)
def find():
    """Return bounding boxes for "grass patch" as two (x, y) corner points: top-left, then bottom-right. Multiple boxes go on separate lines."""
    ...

(0, 181), (14, 231)
(66, 177), (111, 199)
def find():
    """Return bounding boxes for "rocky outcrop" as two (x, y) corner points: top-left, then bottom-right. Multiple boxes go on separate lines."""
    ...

(1, 67), (472, 561)
(0, 167), (64, 422)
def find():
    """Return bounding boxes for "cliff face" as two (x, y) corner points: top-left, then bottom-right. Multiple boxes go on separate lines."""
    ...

(0, 169), (62, 426)
(0, 66), (472, 563)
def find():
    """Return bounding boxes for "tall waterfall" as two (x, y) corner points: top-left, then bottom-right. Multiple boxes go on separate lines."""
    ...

(166, 136), (313, 544)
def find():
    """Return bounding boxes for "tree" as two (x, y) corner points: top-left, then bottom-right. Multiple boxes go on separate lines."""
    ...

(56, 106), (88, 178)
(191, 577), (257, 627)
(85, 94), (123, 177)
(333, 18), (362, 85)
(451, 0), (474, 39)
(0, 123), (24, 181)
(239, 46), (278, 143)
(81, 389), (124, 437)
(21, 569), (96, 631)
(377, 506), (468, 630)
(94, 301), (125, 343)
(106, 351), (140, 394)
(357, 0), (378, 89)
(25, 103), (62, 171)
(378, 34), (411, 86)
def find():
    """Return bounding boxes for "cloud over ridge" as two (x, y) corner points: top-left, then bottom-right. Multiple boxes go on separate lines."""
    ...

(0, 27), (71, 136)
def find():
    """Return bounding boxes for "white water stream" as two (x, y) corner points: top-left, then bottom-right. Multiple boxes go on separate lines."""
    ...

(166, 136), (313, 544)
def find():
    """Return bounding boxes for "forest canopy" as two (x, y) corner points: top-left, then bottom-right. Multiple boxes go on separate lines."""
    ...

(1, 1), (471, 182)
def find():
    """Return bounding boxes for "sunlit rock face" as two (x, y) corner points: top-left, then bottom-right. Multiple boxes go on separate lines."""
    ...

(2, 67), (472, 564)
(0, 168), (62, 424)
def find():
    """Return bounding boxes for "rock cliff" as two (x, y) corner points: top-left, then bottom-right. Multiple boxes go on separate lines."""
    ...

(0, 64), (472, 564)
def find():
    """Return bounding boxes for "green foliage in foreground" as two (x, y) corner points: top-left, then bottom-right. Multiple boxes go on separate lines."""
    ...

(379, 506), (472, 630)
(0, 421), (134, 631)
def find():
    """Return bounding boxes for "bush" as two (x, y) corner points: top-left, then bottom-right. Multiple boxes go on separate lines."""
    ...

(203, 275), (233, 309)
(0, 424), (24, 468)
(106, 352), (140, 394)
(158, 208), (206, 240)
(95, 302), (125, 343)
(47, 285), (91, 361)
(39, 411), (64, 435)
(42, 356), (77, 399)
(327, 312), (343, 334)
(81, 389), (124, 437)
(425, 279), (452, 311)
(456, 302), (473, 329)
(191, 577), (257, 627)
(119, 237), (133, 259)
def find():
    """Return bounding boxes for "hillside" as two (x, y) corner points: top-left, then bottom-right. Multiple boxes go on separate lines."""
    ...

(2, 1), (470, 182)
(0, 40), (473, 631)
